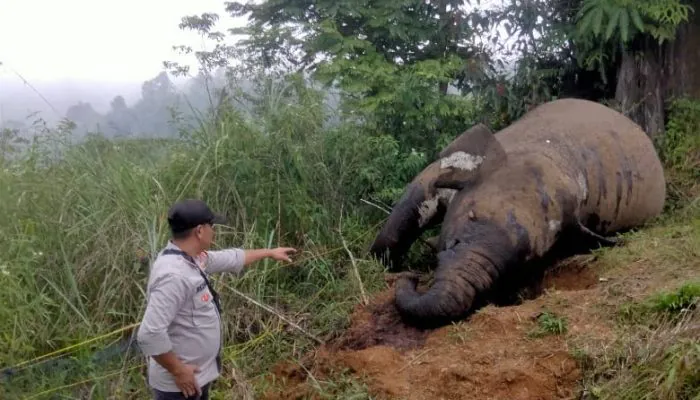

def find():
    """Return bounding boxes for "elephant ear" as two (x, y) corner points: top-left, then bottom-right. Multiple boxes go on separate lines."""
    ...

(434, 123), (506, 190)
(438, 123), (494, 158)
(368, 124), (503, 269)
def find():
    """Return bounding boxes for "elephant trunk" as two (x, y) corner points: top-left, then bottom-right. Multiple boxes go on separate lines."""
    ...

(394, 221), (521, 328)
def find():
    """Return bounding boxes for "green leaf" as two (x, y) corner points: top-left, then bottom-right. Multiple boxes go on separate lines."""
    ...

(630, 9), (645, 33)
(577, 0), (599, 19)
(577, 9), (595, 36)
(592, 7), (604, 36)
(605, 8), (621, 40)
(619, 10), (629, 42)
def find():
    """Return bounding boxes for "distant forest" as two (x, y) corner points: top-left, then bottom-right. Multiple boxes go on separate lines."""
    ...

(0, 68), (341, 140)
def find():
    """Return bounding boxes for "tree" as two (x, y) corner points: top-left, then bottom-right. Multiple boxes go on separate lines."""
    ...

(225, 0), (495, 85)
(110, 96), (128, 113)
(104, 96), (135, 137)
(460, 0), (698, 137)
(66, 101), (103, 133)
(131, 71), (182, 137)
(140, 71), (177, 105)
(611, 0), (700, 138)
(167, 1), (507, 155)
(470, 0), (608, 125)
(168, 0), (698, 146)
(564, 0), (698, 137)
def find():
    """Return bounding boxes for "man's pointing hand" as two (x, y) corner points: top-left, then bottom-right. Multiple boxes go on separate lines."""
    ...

(269, 247), (297, 263)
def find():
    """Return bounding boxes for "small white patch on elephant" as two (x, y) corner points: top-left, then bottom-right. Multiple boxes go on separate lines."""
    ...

(546, 139), (551, 144)
(549, 220), (561, 232)
(417, 188), (457, 227)
(436, 188), (457, 204)
(418, 197), (439, 227)
(440, 151), (484, 171)
(577, 172), (588, 202)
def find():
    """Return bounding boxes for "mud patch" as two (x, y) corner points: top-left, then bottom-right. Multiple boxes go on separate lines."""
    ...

(258, 217), (700, 400)
(490, 254), (601, 307)
(262, 295), (584, 400)
(259, 255), (612, 399)
(542, 255), (599, 291)
(260, 263), (599, 400)
(328, 284), (430, 351)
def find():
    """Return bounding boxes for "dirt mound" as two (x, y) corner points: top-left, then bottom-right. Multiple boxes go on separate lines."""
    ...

(329, 287), (430, 352)
(325, 305), (582, 400)
(261, 259), (608, 400)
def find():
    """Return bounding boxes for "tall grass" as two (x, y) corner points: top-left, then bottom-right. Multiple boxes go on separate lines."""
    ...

(0, 75), (433, 398)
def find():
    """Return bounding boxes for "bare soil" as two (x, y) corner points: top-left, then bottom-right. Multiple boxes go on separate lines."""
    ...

(257, 247), (697, 400)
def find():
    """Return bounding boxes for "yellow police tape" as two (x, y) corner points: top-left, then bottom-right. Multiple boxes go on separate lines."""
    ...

(23, 329), (275, 399)
(1, 323), (141, 376)
(23, 364), (144, 400)
(12, 220), (385, 397)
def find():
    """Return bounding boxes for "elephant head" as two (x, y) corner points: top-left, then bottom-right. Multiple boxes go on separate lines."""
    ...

(368, 123), (507, 270)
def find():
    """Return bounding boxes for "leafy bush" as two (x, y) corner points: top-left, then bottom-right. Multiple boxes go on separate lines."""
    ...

(656, 97), (700, 210)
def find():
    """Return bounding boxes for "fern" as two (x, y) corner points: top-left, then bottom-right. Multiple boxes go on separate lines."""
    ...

(605, 7), (621, 40)
(629, 8), (645, 32)
(574, 0), (694, 78)
(576, 0), (693, 45)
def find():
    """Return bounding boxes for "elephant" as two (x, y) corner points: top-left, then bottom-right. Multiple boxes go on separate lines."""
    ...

(369, 98), (667, 328)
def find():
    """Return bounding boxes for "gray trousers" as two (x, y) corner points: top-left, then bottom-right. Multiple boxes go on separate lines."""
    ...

(151, 382), (211, 400)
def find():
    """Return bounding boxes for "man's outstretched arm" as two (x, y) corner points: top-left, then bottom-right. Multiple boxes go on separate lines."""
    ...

(202, 247), (297, 274)
(243, 248), (296, 264)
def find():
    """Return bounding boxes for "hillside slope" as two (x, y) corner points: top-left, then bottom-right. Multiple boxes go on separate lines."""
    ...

(255, 204), (700, 400)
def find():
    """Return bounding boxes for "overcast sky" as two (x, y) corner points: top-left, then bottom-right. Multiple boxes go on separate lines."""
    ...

(0, 0), (508, 122)
(0, 0), (243, 83)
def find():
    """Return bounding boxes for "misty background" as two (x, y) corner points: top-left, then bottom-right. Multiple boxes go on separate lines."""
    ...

(0, 0), (262, 139)
(1, 0), (506, 142)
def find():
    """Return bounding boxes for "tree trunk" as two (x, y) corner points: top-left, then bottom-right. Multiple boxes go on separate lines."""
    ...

(614, 2), (700, 138)
(614, 40), (665, 138)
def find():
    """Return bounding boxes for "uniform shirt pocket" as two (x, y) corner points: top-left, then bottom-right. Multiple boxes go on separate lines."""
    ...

(191, 286), (217, 326)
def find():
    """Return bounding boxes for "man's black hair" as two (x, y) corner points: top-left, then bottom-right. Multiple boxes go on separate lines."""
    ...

(171, 227), (195, 240)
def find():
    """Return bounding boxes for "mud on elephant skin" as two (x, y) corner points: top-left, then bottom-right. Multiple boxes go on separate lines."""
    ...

(368, 122), (505, 270)
(370, 98), (667, 328)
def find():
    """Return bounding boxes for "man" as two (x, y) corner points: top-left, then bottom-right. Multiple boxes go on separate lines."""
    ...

(136, 199), (296, 399)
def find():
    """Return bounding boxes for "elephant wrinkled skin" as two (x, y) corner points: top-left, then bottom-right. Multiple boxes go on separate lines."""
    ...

(369, 98), (667, 328)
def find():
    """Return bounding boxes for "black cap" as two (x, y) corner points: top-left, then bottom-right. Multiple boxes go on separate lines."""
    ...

(167, 199), (227, 233)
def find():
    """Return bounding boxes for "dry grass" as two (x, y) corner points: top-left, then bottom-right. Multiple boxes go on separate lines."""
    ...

(565, 201), (700, 400)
